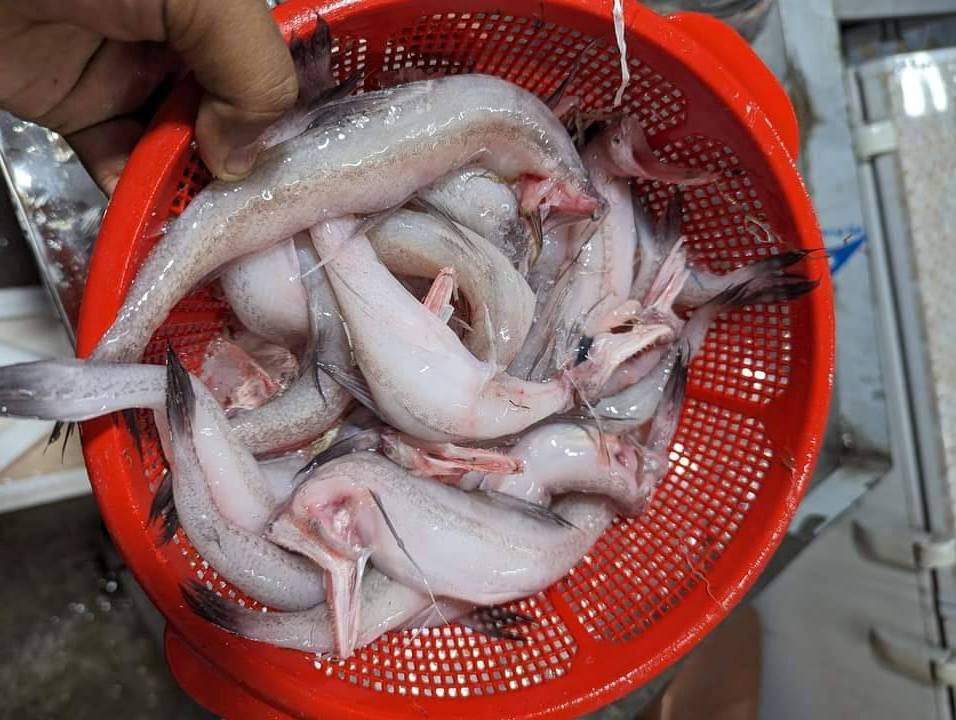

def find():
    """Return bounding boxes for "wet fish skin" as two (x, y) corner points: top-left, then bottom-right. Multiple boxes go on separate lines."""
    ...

(91, 74), (600, 364)
(368, 209), (535, 367)
(164, 350), (325, 611)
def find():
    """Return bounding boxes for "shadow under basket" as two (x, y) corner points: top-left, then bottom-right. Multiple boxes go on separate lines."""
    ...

(76, 0), (834, 718)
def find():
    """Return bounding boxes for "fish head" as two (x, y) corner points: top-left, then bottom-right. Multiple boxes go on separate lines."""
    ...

(266, 474), (373, 660)
(592, 116), (646, 178)
(516, 175), (606, 222)
(605, 435), (641, 479)
(572, 322), (674, 401)
(268, 474), (376, 561)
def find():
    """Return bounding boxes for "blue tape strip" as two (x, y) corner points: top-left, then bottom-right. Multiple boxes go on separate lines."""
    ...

(821, 225), (867, 276)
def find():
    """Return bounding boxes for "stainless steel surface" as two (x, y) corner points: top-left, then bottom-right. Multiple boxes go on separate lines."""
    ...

(0, 181), (39, 288)
(0, 114), (105, 341)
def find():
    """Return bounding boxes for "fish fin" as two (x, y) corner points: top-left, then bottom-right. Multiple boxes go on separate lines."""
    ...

(295, 428), (382, 479)
(754, 249), (808, 272)
(164, 344), (195, 438)
(646, 344), (690, 453)
(574, 334), (594, 366)
(324, 71), (363, 102)
(656, 192), (684, 250)
(315, 359), (380, 414)
(522, 207), (543, 269)
(44, 420), (76, 462)
(749, 274), (820, 304)
(289, 13), (334, 98)
(621, 116), (716, 186)
(352, 205), (405, 240)
(400, 602), (446, 632)
(710, 274), (819, 308)
(407, 195), (485, 258)
(44, 421), (64, 450)
(121, 409), (144, 459)
(665, 344), (690, 412)
(544, 39), (597, 110)
(476, 489), (577, 530)
(368, 489), (447, 626)
(181, 581), (241, 635)
(148, 471), (173, 523)
(293, 238), (330, 400)
(479, 303), (498, 370)
(459, 606), (536, 642)
(421, 268), (457, 317)
(305, 83), (430, 133)
(157, 505), (179, 546)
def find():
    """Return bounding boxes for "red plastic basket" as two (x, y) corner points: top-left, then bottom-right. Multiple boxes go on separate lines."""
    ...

(76, 1), (833, 717)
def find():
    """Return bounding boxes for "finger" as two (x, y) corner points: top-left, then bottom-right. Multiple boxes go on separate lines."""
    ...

(19, 0), (297, 180)
(36, 40), (175, 136)
(0, 16), (103, 122)
(164, 0), (297, 180)
(68, 117), (144, 195)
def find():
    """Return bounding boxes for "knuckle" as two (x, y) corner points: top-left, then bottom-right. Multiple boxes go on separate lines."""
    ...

(250, 69), (299, 114)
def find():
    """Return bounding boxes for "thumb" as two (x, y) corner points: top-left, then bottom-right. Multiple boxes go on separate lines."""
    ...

(164, 0), (298, 180)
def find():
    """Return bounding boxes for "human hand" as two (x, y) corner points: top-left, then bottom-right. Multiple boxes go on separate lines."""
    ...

(0, 0), (297, 192)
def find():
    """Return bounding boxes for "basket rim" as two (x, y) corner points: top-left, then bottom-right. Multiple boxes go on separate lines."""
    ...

(76, 1), (834, 717)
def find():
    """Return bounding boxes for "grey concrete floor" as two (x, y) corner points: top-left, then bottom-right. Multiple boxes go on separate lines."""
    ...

(0, 494), (664, 719)
(0, 495), (210, 720)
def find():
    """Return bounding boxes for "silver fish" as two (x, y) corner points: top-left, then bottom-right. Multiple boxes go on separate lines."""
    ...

(368, 209), (535, 366)
(419, 166), (530, 269)
(227, 241), (351, 456)
(266, 452), (613, 656)
(313, 217), (580, 442)
(91, 74), (601, 363)
(182, 568), (466, 655)
(164, 349), (325, 611)
(219, 238), (310, 347)
(479, 422), (648, 513)
(510, 119), (652, 382)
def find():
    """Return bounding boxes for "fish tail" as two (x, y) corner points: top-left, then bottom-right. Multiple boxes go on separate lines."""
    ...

(0, 361), (95, 421)
(157, 505), (179, 546)
(711, 272), (819, 308)
(646, 344), (690, 454)
(460, 606), (536, 642)
(165, 345), (195, 439)
(296, 427), (383, 479)
(149, 472), (174, 522)
(289, 13), (334, 100)
(544, 39), (596, 111)
(182, 581), (242, 635)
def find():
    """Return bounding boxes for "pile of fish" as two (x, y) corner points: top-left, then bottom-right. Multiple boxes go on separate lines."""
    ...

(0, 22), (816, 659)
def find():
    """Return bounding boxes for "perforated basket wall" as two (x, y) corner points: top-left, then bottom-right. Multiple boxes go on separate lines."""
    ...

(77, 1), (833, 718)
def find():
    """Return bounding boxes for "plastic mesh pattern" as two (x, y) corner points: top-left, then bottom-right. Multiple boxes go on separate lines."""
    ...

(106, 8), (819, 707)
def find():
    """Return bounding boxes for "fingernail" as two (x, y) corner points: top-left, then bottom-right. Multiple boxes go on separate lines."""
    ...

(223, 143), (259, 180)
